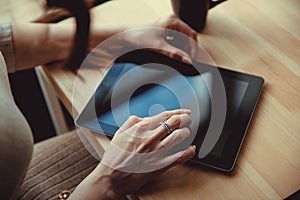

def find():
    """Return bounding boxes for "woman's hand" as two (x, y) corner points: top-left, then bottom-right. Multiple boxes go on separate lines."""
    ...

(100, 109), (195, 198)
(69, 109), (196, 200)
(119, 15), (199, 64)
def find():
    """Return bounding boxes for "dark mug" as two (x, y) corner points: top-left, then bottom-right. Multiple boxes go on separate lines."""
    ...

(171, 0), (226, 32)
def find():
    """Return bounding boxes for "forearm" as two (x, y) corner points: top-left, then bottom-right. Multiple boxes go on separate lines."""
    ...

(11, 22), (124, 72)
(11, 23), (70, 71)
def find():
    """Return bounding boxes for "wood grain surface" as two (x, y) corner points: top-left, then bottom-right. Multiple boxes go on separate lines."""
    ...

(1, 0), (299, 199)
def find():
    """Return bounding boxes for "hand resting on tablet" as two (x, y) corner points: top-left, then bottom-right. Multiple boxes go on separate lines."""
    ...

(70, 109), (196, 199)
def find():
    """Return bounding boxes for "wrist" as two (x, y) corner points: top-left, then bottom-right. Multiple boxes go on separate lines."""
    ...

(90, 163), (123, 199)
(94, 175), (121, 200)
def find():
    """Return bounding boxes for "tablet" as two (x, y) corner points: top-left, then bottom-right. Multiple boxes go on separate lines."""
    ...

(76, 50), (264, 172)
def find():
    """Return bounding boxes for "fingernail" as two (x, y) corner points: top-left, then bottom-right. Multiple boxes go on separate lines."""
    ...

(181, 57), (192, 65)
(191, 145), (197, 150)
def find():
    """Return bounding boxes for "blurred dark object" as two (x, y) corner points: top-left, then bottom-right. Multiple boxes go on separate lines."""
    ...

(171, 0), (226, 32)
(46, 0), (91, 72)
(35, 0), (110, 23)
(34, 0), (111, 72)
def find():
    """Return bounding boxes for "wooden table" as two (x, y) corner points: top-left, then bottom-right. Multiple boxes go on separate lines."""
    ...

(41, 0), (300, 199)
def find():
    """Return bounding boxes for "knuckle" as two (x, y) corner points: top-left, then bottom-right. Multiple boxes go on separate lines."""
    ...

(169, 17), (179, 27)
(183, 127), (191, 137)
(173, 130), (184, 140)
(183, 127), (191, 135)
(161, 111), (171, 120)
(139, 137), (154, 151)
(128, 115), (140, 123)
(137, 121), (150, 132)
(175, 127), (191, 140)
(170, 115), (181, 125)
(137, 125), (146, 133)
(164, 15), (175, 25)
(183, 113), (191, 122)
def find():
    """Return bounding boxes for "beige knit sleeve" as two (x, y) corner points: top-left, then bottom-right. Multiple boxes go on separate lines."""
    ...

(0, 23), (15, 73)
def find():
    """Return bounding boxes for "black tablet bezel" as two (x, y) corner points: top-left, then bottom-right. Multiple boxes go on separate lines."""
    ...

(76, 50), (264, 172)
(189, 67), (264, 171)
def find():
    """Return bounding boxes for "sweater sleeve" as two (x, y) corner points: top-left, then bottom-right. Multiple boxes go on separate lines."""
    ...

(0, 23), (15, 73)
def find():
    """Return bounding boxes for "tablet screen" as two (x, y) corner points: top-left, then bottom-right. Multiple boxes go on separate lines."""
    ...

(96, 63), (213, 132)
